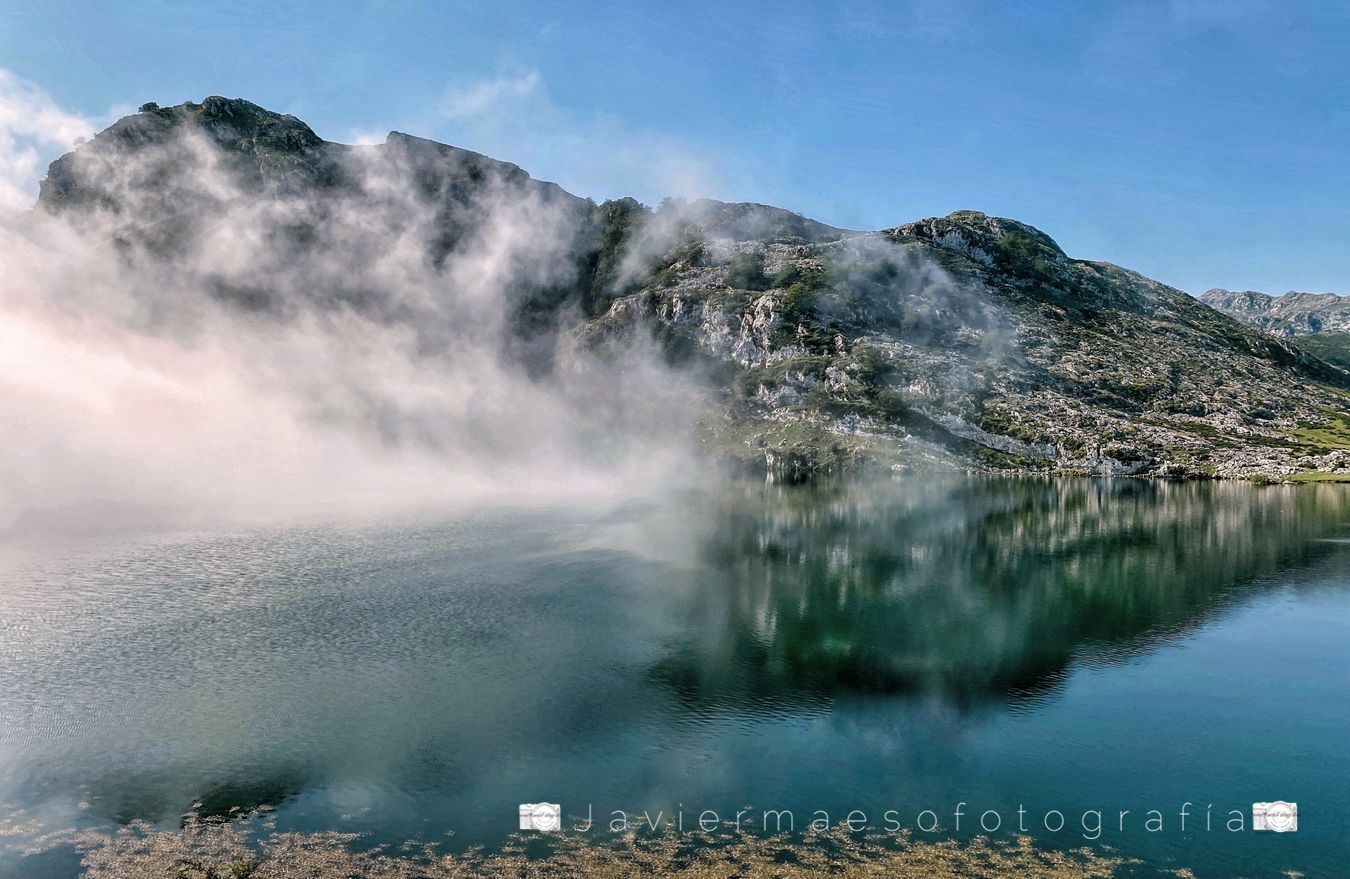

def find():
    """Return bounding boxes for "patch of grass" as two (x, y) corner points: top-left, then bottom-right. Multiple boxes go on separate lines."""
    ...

(1291, 411), (1350, 451)
(1293, 333), (1350, 371)
(1138, 418), (1240, 449)
(990, 226), (1060, 284)
(1286, 471), (1350, 483)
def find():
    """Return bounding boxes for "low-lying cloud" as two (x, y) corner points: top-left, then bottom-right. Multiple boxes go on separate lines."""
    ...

(0, 78), (708, 537)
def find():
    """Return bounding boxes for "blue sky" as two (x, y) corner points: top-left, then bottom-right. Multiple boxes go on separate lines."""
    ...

(1, 0), (1346, 295)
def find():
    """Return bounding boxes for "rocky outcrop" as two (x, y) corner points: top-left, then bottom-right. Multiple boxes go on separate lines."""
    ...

(597, 217), (1350, 481)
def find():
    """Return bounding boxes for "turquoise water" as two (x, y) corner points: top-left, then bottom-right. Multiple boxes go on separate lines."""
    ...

(1, 476), (1348, 877)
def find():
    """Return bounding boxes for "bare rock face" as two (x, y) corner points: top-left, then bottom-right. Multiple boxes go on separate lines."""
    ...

(28, 98), (1350, 481)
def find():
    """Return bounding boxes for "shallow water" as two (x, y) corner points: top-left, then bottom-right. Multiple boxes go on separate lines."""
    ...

(1, 476), (1348, 877)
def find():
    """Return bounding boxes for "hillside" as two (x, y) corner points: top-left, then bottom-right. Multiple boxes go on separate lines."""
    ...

(26, 97), (1350, 481)
(1202, 288), (1350, 372)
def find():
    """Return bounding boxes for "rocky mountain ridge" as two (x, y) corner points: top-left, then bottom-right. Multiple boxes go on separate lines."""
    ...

(1201, 288), (1350, 373)
(1201, 288), (1350, 335)
(26, 96), (1350, 482)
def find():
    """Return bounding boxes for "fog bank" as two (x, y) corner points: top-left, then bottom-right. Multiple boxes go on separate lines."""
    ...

(0, 90), (710, 537)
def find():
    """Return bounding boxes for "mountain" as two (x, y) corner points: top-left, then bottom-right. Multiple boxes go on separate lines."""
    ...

(1201, 288), (1350, 372)
(25, 97), (1350, 482)
(1200, 288), (1350, 335)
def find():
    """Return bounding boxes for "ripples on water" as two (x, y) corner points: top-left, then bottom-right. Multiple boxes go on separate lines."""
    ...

(1, 476), (1348, 877)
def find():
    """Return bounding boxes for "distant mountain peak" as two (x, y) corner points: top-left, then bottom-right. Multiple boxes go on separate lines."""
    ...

(1275, 289), (1347, 305)
(1201, 289), (1274, 312)
(1203, 286), (1350, 365)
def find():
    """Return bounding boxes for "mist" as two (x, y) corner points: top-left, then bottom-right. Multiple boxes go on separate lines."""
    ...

(0, 94), (711, 539)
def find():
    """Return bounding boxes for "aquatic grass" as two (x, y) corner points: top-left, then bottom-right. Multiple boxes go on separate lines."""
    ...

(74, 820), (1136, 879)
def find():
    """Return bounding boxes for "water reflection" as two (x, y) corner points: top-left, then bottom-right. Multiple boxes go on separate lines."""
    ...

(2, 475), (1348, 879)
(651, 476), (1350, 711)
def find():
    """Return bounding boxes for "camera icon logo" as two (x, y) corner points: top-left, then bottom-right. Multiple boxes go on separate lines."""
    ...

(519, 802), (562, 832)
(1252, 801), (1297, 832)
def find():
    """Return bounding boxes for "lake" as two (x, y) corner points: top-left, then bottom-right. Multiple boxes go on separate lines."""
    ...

(1, 476), (1347, 877)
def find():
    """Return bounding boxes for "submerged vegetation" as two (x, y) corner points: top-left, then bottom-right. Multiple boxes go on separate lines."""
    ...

(73, 819), (1131, 879)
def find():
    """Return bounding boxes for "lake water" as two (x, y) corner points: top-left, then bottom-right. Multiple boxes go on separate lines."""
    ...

(1, 476), (1348, 877)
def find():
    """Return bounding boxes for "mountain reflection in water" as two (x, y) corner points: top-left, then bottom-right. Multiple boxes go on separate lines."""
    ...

(647, 476), (1350, 711)
(2, 475), (1348, 879)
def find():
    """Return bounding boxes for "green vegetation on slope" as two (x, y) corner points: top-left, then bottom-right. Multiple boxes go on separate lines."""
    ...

(1293, 332), (1350, 371)
(1292, 411), (1350, 451)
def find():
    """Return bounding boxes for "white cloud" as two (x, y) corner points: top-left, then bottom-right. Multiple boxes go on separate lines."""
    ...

(440, 70), (541, 121)
(0, 70), (107, 218)
(343, 128), (389, 146)
(431, 68), (726, 205)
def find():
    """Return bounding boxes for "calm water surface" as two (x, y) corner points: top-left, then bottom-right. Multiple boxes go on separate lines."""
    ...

(1, 476), (1348, 877)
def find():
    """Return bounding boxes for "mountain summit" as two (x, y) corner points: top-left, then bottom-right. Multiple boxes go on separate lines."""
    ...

(28, 97), (1350, 481)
